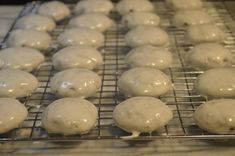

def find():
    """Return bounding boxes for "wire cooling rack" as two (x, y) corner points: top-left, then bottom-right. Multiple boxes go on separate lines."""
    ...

(0, 1), (235, 141)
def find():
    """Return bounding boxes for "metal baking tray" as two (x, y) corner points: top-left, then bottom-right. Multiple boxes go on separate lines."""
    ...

(0, 1), (235, 141)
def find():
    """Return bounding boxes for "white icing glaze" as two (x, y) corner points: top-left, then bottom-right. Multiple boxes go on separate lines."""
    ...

(6, 29), (51, 51)
(116, 0), (154, 15)
(50, 68), (101, 98)
(0, 98), (28, 134)
(74, 0), (114, 15)
(172, 9), (212, 28)
(0, 47), (45, 72)
(125, 26), (169, 48)
(186, 24), (226, 44)
(37, 1), (70, 21)
(69, 13), (113, 32)
(58, 28), (104, 47)
(194, 99), (235, 134)
(125, 45), (173, 70)
(0, 69), (38, 98)
(42, 98), (98, 135)
(186, 43), (233, 70)
(166, 0), (203, 10)
(194, 68), (235, 98)
(122, 12), (160, 29)
(118, 68), (172, 97)
(52, 46), (103, 70)
(113, 97), (173, 138)
(15, 14), (56, 32)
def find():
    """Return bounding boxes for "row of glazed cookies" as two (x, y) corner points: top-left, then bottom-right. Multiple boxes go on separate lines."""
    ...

(0, 0), (113, 135)
(113, 0), (174, 138)
(167, 0), (235, 135)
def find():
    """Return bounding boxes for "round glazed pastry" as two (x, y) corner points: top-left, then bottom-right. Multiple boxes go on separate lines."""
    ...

(172, 9), (212, 28)
(68, 13), (113, 32)
(186, 24), (226, 44)
(37, 1), (70, 21)
(194, 99), (235, 134)
(74, 0), (114, 15)
(58, 28), (104, 47)
(122, 12), (160, 29)
(125, 45), (173, 70)
(125, 26), (169, 48)
(6, 29), (51, 51)
(166, 0), (203, 10)
(42, 98), (98, 135)
(186, 43), (233, 70)
(113, 97), (173, 138)
(52, 46), (103, 70)
(116, 0), (154, 16)
(118, 68), (172, 97)
(194, 68), (235, 98)
(50, 68), (101, 98)
(0, 98), (28, 134)
(0, 47), (45, 72)
(15, 14), (56, 32)
(0, 69), (38, 98)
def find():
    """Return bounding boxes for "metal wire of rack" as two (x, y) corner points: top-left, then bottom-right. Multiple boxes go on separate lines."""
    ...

(0, 1), (235, 142)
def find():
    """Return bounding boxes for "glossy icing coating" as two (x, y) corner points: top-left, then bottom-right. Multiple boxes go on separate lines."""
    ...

(50, 68), (101, 98)
(113, 97), (173, 138)
(37, 1), (70, 21)
(52, 46), (103, 70)
(186, 43), (233, 70)
(125, 45), (173, 70)
(194, 99), (235, 134)
(15, 14), (56, 32)
(116, 0), (154, 16)
(122, 12), (160, 29)
(6, 29), (51, 51)
(0, 47), (45, 72)
(58, 28), (104, 47)
(68, 13), (113, 32)
(0, 69), (38, 98)
(42, 98), (98, 135)
(0, 98), (28, 134)
(125, 26), (169, 48)
(118, 68), (172, 97)
(186, 24), (226, 44)
(166, 0), (203, 10)
(194, 68), (235, 98)
(172, 9), (212, 28)
(74, 0), (114, 15)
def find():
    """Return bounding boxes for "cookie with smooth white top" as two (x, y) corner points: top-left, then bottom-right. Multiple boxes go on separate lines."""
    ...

(6, 29), (51, 51)
(194, 99), (235, 134)
(37, 1), (70, 21)
(52, 46), (103, 70)
(113, 97), (173, 138)
(125, 45), (172, 70)
(0, 69), (38, 98)
(166, 0), (203, 10)
(125, 26), (169, 47)
(50, 68), (101, 98)
(0, 98), (28, 134)
(0, 47), (45, 72)
(118, 68), (172, 97)
(58, 28), (104, 47)
(42, 98), (98, 135)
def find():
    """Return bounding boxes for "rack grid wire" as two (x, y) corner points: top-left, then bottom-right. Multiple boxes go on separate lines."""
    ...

(0, 1), (235, 142)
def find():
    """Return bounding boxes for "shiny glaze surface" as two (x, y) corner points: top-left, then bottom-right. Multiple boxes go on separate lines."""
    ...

(0, 98), (28, 134)
(118, 67), (172, 97)
(194, 99), (235, 134)
(0, 69), (38, 98)
(113, 97), (173, 138)
(50, 68), (101, 98)
(42, 98), (98, 135)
